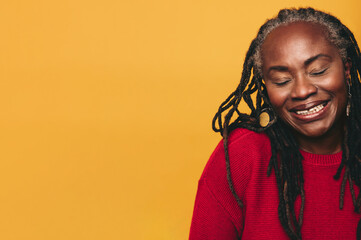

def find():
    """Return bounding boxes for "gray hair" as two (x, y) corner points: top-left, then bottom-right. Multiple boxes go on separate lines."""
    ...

(252, 8), (352, 76)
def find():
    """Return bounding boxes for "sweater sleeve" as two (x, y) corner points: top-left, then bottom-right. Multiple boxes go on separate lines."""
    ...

(189, 178), (241, 240)
(189, 128), (270, 239)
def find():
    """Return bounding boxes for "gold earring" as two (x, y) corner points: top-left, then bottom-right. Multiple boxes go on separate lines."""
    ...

(259, 108), (276, 128)
(259, 111), (270, 127)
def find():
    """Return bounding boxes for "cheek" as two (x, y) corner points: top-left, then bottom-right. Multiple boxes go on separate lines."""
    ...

(321, 74), (347, 104)
(265, 86), (289, 111)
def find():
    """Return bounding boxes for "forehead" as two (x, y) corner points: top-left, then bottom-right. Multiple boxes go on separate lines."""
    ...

(261, 22), (337, 67)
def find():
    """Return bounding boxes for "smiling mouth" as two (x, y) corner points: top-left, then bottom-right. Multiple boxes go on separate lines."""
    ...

(295, 103), (325, 115)
(290, 101), (330, 118)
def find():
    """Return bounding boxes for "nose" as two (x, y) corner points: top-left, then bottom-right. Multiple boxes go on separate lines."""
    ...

(290, 75), (317, 100)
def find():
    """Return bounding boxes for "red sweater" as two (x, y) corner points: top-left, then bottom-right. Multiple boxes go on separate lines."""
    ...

(190, 128), (360, 239)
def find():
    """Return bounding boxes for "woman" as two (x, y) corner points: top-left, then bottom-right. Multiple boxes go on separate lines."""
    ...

(190, 8), (361, 239)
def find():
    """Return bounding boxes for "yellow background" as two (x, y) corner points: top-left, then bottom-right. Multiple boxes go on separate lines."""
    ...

(1, 0), (360, 239)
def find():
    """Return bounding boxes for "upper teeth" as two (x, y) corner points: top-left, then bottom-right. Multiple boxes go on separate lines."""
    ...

(296, 104), (324, 115)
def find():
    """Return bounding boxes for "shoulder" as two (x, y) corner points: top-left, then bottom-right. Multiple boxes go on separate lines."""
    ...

(200, 128), (271, 200)
(227, 128), (270, 150)
(203, 128), (270, 176)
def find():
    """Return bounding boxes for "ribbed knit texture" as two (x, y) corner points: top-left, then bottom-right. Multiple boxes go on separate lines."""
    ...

(190, 128), (360, 239)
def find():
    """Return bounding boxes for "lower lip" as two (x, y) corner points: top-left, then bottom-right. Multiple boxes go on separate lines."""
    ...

(291, 102), (329, 123)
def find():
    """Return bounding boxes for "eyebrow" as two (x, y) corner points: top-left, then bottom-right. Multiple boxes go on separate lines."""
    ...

(267, 54), (332, 74)
(304, 54), (332, 65)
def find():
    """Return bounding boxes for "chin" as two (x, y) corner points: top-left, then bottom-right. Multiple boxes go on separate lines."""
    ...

(294, 122), (338, 139)
(299, 130), (328, 138)
(288, 121), (332, 139)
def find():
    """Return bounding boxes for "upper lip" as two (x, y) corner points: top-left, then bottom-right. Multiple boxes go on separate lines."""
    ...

(289, 100), (329, 112)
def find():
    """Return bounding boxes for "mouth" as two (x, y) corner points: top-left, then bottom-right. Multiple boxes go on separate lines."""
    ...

(290, 100), (329, 121)
(294, 102), (328, 115)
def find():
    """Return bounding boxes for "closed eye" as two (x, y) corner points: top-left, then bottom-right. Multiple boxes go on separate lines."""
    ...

(310, 67), (329, 76)
(274, 79), (291, 86)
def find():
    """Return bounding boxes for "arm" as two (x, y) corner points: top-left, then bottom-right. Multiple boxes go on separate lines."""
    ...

(189, 179), (242, 240)
(190, 129), (262, 239)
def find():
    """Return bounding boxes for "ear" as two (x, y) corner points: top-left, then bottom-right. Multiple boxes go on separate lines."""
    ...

(344, 59), (352, 79)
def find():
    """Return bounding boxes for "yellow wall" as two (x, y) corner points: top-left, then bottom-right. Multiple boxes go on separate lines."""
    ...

(1, 0), (360, 239)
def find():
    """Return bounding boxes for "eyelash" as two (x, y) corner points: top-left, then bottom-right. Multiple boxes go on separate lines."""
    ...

(271, 67), (329, 86)
(310, 67), (329, 76)
(274, 79), (291, 86)
(273, 68), (329, 86)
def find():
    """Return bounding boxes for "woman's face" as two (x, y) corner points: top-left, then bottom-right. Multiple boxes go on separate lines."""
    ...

(261, 22), (350, 141)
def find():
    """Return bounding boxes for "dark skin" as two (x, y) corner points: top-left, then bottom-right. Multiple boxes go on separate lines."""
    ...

(261, 22), (351, 154)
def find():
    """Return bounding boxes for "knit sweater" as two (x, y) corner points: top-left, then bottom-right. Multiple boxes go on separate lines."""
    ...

(189, 128), (360, 239)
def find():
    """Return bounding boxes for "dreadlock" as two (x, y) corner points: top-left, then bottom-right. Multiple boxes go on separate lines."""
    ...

(212, 7), (361, 239)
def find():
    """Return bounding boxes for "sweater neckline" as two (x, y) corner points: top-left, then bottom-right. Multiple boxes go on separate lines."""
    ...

(299, 149), (342, 166)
